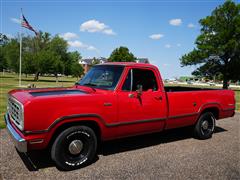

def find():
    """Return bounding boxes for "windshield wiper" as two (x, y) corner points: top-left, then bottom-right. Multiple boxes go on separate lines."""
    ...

(81, 83), (97, 91)
(82, 83), (97, 86)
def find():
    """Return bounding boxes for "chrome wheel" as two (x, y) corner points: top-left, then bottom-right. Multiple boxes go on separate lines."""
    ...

(194, 112), (216, 140)
(200, 114), (215, 136)
(68, 140), (83, 155)
(201, 120), (209, 130)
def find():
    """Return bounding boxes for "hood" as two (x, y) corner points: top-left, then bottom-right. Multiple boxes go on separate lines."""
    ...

(8, 87), (91, 105)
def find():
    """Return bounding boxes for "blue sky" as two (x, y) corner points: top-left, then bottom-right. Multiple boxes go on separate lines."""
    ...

(1, 0), (230, 78)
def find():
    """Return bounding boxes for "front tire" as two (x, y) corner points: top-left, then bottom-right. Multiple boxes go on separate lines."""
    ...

(194, 112), (216, 140)
(51, 126), (97, 170)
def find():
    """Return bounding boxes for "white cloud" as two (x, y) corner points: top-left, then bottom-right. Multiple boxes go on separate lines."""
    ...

(165, 44), (171, 48)
(187, 23), (195, 28)
(10, 17), (21, 24)
(169, 19), (182, 26)
(103, 29), (115, 35)
(177, 43), (181, 47)
(60, 32), (78, 40)
(149, 34), (164, 40)
(80, 19), (116, 35)
(87, 46), (98, 51)
(68, 40), (98, 51)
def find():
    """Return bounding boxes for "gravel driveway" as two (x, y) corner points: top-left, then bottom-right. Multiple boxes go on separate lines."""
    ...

(0, 113), (239, 180)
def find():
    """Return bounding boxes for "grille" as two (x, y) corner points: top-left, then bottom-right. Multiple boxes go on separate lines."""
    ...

(8, 96), (24, 130)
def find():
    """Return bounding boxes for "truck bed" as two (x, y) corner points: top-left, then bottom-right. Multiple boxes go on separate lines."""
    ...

(164, 86), (216, 92)
(164, 86), (235, 129)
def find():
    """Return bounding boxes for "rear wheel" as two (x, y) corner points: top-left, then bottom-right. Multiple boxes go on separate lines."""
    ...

(51, 126), (97, 170)
(194, 112), (216, 140)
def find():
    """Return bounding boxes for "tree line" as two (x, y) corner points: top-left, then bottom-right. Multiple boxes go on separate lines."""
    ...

(1, 1), (239, 89)
(0, 32), (136, 81)
(0, 32), (84, 80)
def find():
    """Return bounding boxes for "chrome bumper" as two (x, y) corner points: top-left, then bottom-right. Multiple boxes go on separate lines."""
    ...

(4, 114), (27, 152)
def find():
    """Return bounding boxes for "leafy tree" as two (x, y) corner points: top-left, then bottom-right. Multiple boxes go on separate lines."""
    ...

(109, 46), (136, 62)
(0, 33), (9, 45)
(48, 35), (68, 60)
(65, 51), (82, 76)
(1, 32), (84, 81)
(0, 33), (9, 71)
(180, 0), (240, 89)
(22, 52), (36, 76)
(71, 62), (84, 79)
(4, 39), (19, 72)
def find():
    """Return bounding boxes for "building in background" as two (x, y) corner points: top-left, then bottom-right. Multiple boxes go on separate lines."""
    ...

(79, 57), (107, 74)
(79, 57), (149, 73)
(136, 58), (149, 64)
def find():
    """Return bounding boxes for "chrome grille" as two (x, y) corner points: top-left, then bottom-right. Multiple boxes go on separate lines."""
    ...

(7, 96), (24, 130)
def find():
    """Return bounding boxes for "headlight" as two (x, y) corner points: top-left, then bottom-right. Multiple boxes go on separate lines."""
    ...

(7, 96), (24, 131)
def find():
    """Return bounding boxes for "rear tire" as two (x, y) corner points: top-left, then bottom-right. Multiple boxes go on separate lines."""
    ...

(51, 126), (97, 170)
(194, 112), (216, 140)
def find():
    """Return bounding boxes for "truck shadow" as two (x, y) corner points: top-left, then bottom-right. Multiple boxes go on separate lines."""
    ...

(17, 126), (226, 171)
(99, 126), (226, 156)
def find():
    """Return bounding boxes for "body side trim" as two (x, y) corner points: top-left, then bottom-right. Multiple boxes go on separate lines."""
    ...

(24, 102), (234, 135)
(24, 114), (167, 134)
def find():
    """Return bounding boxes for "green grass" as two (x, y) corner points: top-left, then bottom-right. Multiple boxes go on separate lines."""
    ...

(235, 90), (240, 111)
(0, 74), (239, 129)
(0, 73), (77, 129)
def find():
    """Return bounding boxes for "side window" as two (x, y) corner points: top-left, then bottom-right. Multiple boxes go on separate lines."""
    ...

(122, 68), (158, 91)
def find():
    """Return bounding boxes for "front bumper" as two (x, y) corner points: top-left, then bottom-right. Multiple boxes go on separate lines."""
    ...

(4, 114), (27, 153)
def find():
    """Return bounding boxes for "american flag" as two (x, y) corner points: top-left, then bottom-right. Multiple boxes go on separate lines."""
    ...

(21, 14), (38, 36)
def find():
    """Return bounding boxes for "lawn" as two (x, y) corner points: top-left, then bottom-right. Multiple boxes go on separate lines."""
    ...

(0, 74), (239, 129)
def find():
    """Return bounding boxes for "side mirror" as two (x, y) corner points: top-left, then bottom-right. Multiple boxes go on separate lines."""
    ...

(136, 85), (143, 98)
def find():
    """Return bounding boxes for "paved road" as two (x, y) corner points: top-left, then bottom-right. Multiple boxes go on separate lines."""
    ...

(1, 114), (239, 180)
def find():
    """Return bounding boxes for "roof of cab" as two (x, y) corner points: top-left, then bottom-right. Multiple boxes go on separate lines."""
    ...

(97, 62), (158, 69)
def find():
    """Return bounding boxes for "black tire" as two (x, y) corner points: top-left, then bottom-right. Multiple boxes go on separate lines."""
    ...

(51, 126), (97, 170)
(194, 112), (216, 140)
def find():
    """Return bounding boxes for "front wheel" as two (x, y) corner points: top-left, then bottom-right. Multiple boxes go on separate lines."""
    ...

(194, 112), (216, 140)
(51, 126), (97, 170)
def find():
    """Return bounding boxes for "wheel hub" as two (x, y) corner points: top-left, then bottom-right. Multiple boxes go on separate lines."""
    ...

(202, 120), (209, 130)
(68, 140), (83, 155)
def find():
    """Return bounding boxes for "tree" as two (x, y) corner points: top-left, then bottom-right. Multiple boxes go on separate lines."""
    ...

(109, 46), (136, 62)
(180, 0), (240, 89)
(3, 39), (19, 72)
(71, 63), (84, 79)
(65, 51), (82, 76)
(0, 33), (9, 71)
(1, 32), (84, 81)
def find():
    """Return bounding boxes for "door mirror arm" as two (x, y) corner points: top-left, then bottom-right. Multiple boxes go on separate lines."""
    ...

(136, 85), (143, 98)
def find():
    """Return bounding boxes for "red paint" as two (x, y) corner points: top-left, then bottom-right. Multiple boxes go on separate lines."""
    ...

(7, 63), (235, 151)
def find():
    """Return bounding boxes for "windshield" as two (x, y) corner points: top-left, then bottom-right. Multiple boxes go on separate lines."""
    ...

(77, 65), (124, 90)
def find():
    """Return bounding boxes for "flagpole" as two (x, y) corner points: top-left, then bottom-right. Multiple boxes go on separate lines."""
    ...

(19, 8), (22, 87)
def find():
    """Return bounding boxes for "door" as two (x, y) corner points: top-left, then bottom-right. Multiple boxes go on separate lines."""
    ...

(117, 67), (167, 137)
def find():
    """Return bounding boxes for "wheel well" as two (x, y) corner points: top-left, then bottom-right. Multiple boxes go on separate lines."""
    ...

(201, 107), (219, 120)
(48, 120), (101, 149)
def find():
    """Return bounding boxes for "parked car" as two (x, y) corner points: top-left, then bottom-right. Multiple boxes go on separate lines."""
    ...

(5, 62), (235, 170)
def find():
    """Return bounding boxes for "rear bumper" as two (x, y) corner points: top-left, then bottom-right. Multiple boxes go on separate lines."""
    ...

(4, 114), (27, 153)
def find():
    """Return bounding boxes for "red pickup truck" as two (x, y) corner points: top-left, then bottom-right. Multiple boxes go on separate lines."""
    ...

(5, 62), (235, 170)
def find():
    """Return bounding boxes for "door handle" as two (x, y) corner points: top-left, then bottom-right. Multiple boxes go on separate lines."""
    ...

(128, 93), (135, 98)
(104, 102), (112, 106)
(155, 96), (162, 101)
